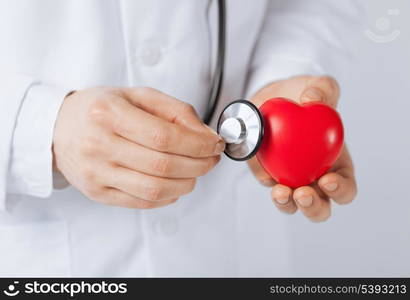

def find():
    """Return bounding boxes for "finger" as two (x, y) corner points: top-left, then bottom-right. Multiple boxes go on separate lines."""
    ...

(121, 87), (206, 131)
(293, 186), (331, 222)
(109, 97), (224, 158)
(271, 184), (297, 214)
(106, 166), (196, 202)
(319, 146), (357, 204)
(318, 172), (357, 205)
(110, 136), (220, 178)
(300, 76), (340, 108)
(96, 187), (178, 209)
(248, 157), (276, 186)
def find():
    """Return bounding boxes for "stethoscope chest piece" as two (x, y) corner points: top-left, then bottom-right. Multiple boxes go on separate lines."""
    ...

(217, 100), (264, 161)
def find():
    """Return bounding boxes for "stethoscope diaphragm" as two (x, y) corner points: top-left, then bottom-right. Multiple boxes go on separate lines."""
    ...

(217, 100), (264, 161)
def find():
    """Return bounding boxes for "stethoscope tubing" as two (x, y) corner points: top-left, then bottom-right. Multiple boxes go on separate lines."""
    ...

(203, 0), (226, 125)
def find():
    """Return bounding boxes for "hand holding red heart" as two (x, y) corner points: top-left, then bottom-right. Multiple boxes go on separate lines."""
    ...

(248, 75), (357, 222)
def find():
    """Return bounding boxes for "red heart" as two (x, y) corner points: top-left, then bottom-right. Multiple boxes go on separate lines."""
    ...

(256, 98), (344, 188)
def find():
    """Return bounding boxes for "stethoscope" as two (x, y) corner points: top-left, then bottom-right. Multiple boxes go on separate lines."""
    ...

(204, 0), (264, 161)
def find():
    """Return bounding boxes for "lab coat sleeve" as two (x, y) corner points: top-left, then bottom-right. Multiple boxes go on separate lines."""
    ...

(0, 72), (71, 211)
(245, 0), (362, 98)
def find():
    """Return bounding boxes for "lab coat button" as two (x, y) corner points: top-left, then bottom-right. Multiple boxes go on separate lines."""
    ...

(154, 217), (179, 236)
(139, 40), (162, 66)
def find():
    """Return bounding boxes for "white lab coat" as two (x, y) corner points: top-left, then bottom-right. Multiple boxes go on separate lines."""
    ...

(0, 0), (360, 277)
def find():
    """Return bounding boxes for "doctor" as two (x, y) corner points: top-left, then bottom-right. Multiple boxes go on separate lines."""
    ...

(0, 0), (358, 276)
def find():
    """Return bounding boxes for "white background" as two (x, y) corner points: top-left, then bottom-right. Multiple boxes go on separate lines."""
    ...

(289, 0), (410, 276)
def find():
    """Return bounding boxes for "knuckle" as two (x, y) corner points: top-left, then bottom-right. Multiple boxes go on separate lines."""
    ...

(87, 99), (114, 124)
(105, 137), (122, 163)
(107, 87), (126, 97)
(137, 200), (158, 209)
(151, 127), (171, 150)
(180, 102), (196, 116)
(143, 182), (164, 201)
(81, 167), (98, 185)
(79, 136), (100, 156)
(150, 154), (172, 176)
(134, 86), (156, 98)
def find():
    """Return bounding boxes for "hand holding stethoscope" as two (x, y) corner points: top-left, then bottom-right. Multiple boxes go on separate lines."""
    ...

(52, 0), (357, 222)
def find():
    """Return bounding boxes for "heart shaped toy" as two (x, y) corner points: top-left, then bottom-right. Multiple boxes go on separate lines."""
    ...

(256, 98), (344, 188)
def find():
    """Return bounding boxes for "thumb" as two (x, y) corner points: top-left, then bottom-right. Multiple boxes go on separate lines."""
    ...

(299, 76), (340, 108)
(300, 87), (325, 103)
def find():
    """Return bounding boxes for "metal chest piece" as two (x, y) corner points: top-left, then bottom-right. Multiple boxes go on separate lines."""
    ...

(217, 100), (264, 161)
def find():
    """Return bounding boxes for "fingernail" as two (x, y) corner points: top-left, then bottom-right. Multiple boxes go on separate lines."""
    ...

(324, 182), (338, 192)
(300, 88), (324, 103)
(275, 197), (289, 205)
(296, 196), (313, 207)
(214, 140), (225, 155)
